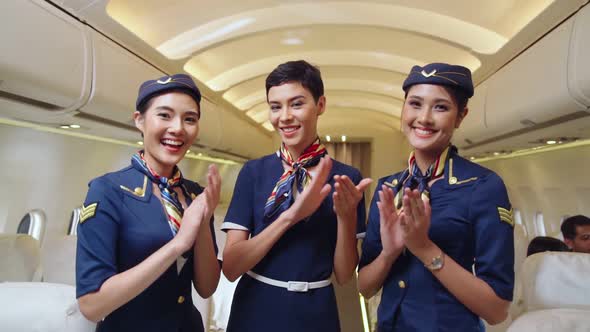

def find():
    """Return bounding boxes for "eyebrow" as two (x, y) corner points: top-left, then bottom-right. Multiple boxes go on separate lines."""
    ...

(268, 95), (306, 104)
(407, 95), (451, 103)
(155, 105), (174, 112)
(154, 106), (201, 118)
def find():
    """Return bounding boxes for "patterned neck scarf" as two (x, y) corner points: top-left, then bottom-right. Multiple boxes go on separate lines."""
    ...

(264, 138), (327, 220)
(393, 145), (452, 209)
(131, 151), (185, 236)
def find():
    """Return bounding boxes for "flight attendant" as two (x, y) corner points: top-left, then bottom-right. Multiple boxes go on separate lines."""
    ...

(76, 74), (221, 332)
(358, 63), (515, 331)
(221, 60), (372, 332)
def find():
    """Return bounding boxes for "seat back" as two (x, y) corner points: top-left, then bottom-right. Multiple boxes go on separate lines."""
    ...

(520, 252), (590, 311)
(0, 234), (41, 282)
(0, 282), (95, 332)
(42, 235), (78, 286)
(507, 252), (590, 332)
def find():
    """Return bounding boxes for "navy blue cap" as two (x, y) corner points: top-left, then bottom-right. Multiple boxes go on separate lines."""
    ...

(136, 74), (202, 112)
(402, 63), (474, 98)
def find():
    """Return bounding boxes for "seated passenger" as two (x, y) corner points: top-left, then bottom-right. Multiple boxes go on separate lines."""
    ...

(561, 215), (590, 253)
(76, 74), (221, 331)
(526, 236), (569, 256)
(358, 63), (515, 331)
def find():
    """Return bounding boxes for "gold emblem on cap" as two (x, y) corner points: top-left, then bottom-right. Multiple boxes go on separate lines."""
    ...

(421, 69), (437, 78)
(157, 77), (172, 85)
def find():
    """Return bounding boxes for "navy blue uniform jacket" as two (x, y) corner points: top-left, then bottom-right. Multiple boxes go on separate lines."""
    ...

(360, 150), (515, 332)
(76, 165), (217, 332)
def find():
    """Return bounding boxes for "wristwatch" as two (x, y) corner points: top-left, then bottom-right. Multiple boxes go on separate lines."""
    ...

(424, 252), (445, 271)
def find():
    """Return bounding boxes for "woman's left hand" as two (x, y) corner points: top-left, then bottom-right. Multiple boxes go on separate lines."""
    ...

(399, 188), (433, 253)
(332, 175), (372, 219)
(202, 164), (221, 221)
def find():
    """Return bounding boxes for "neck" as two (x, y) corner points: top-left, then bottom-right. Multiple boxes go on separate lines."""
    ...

(286, 135), (317, 160)
(413, 149), (439, 174)
(143, 153), (174, 178)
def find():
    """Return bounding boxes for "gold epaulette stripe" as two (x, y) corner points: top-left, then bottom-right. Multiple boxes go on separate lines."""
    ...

(120, 176), (148, 198)
(80, 203), (98, 223)
(497, 207), (514, 226)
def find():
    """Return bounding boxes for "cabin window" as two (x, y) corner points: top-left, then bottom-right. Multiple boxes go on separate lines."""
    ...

(16, 209), (46, 243)
(534, 212), (546, 236)
(68, 206), (82, 236)
(513, 208), (523, 225)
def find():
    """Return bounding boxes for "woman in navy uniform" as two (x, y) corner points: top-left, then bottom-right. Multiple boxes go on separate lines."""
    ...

(76, 74), (221, 331)
(221, 60), (372, 332)
(358, 63), (515, 331)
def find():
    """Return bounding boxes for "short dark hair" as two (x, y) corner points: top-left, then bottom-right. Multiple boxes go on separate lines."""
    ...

(526, 236), (570, 256)
(404, 85), (469, 115)
(561, 215), (590, 239)
(265, 60), (324, 103)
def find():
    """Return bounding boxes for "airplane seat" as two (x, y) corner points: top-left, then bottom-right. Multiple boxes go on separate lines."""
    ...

(41, 207), (82, 285)
(42, 235), (78, 286)
(0, 233), (42, 282)
(507, 252), (590, 332)
(0, 282), (95, 332)
(17, 209), (47, 244)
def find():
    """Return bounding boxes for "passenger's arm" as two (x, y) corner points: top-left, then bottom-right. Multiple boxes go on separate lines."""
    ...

(222, 156), (333, 281)
(332, 175), (372, 284)
(358, 185), (405, 298)
(401, 183), (513, 325)
(192, 165), (221, 298)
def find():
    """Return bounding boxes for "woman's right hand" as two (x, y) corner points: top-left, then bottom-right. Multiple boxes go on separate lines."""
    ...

(377, 185), (404, 257)
(282, 156), (333, 225)
(175, 164), (221, 253)
(175, 192), (206, 253)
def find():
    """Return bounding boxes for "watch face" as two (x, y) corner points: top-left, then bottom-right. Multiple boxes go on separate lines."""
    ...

(432, 257), (443, 269)
(430, 255), (444, 270)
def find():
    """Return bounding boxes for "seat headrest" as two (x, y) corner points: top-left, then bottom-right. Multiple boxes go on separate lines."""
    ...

(0, 234), (41, 282)
(521, 252), (590, 311)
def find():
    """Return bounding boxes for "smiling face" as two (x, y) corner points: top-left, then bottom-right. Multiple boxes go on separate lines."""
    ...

(134, 92), (200, 177)
(268, 82), (325, 158)
(401, 84), (467, 161)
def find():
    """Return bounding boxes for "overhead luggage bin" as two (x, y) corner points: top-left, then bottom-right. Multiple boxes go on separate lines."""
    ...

(0, 0), (91, 113)
(80, 30), (165, 125)
(568, 3), (590, 107)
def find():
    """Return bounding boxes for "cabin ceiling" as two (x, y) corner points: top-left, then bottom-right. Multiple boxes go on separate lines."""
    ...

(55, 0), (588, 154)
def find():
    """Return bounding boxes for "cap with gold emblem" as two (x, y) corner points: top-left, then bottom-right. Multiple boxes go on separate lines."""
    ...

(136, 73), (202, 112)
(402, 63), (474, 98)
